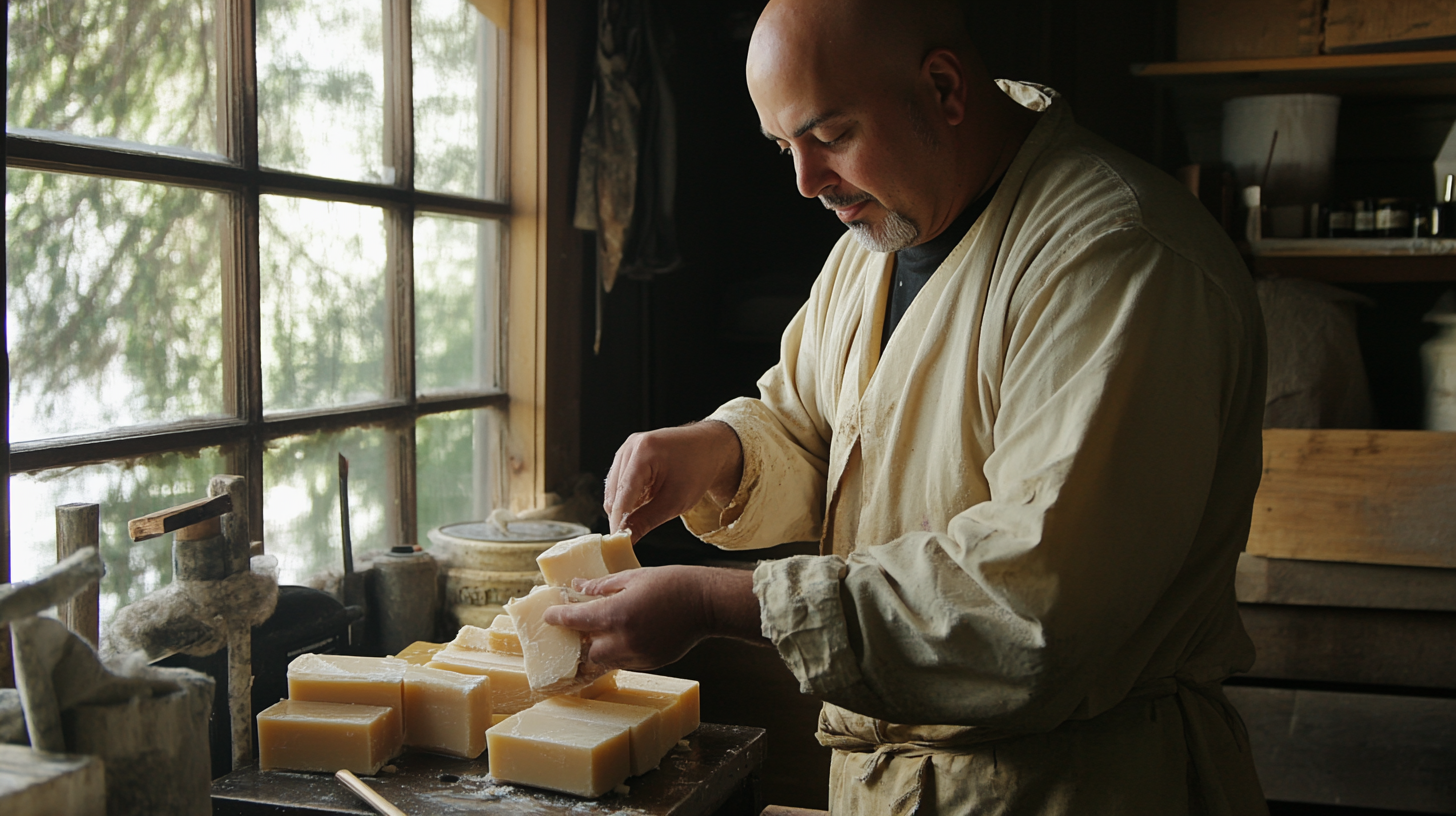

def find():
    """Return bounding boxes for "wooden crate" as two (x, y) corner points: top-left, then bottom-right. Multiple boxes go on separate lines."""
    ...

(1325, 0), (1456, 54)
(1176, 0), (1322, 62)
(1247, 429), (1456, 568)
(1226, 686), (1456, 813)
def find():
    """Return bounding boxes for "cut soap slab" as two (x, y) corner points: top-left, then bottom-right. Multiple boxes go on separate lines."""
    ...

(486, 706), (632, 798)
(427, 646), (547, 715)
(402, 664), (492, 758)
(594, 671), (701, 741)
(506, 585), (585, 692)
(536, 531), (641, 587)
(287, 654), (407, 744)
(257, 699), (401, 775)
(534, 695), (668, 776)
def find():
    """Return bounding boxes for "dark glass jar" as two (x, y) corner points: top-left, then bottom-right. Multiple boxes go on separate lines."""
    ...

(1327, 204), (1354, 238)
(1352, 199), (1376, 238)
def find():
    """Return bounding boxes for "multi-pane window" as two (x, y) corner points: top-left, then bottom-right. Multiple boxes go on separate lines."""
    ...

(5, 0), (528, 621)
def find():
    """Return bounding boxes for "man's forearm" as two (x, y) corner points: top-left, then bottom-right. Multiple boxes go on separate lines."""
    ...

(699, 567), (769, 646)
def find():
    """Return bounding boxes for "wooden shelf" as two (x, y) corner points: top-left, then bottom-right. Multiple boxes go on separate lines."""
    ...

(1251, 253), (1456, 282)
(1131, 50), (1456, 96)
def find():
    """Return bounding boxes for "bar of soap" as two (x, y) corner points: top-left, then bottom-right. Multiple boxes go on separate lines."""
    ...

(287, 654), (407, 744)
(402, 665), (492, 758)
(537, 534), (610, 587)
(600, 530), (641, 573)
(571, 669), (618, 699)
(393, 641), (446, 665)
(486, 707), (632, 798)
(257, 699), (401, 775)
(596, 671), (700, 741)
(484, 613), (522, 655)
(534, 695), (668, 776)
(506, 586), (584, 692)
(427, 646), (546, 715)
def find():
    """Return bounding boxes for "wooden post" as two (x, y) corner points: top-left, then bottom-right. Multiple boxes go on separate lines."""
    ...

(209, 474), (255, 771)
(56, 503), (101, 648)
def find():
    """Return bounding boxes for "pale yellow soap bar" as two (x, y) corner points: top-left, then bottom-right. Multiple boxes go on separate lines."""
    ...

(599, 530), (641, 573)
(537, 534), (610, 587)
(427, 646), (546, 715)
(393, 641), (446, 665)
(402, 665), (492, 758)
(484, 614), (522, 655)
(598, 671), (700, 741)
(506, 585), (583, 692)
(535, 695), (667, 776)
(287, 654), (407, 744)
(257, 699), (401, 775)
(572, 669), (618, 699)
(486, 707), (632, 798)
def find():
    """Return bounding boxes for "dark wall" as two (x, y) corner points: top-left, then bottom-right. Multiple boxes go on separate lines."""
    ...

(577, 0), (1178, 498)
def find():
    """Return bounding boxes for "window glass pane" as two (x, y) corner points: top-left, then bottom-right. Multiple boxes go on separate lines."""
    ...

(6, 0), (220, 156)
(416, 408), (504, 547)
(414, 214), (501, 392)
(6, 170), (228, 442)
(257, 0), (386, 182)
(260, 195), (387, 412)
(264, 427), (391, 586)
(9, 447), (232, 624)
(413, 0), (501, 199)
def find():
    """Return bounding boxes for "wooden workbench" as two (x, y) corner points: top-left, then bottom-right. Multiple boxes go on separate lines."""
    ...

(211, 723), (766, 816)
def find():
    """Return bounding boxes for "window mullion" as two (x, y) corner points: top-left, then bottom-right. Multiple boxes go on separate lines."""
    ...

(383, 0), (416, 547)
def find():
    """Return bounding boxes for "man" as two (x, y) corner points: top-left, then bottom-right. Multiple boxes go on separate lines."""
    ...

(547, 0), (1269, 812)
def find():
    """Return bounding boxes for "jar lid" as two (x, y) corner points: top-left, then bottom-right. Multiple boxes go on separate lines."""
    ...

(435, 519), (590, 544)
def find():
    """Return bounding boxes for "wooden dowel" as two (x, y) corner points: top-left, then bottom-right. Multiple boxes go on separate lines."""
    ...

(334, 769), (407, 816)
(56, 503), (101, 647)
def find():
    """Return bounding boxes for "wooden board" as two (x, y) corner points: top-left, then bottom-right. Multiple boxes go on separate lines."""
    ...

(1175, 0), (1322, 62)
(1239, 603), (1456, 689)
(1247, 429), (1456, 568)
(1235, 553), (1456, 611)
(211, 722), (765, 816)
(1225, 686), (1456, 813)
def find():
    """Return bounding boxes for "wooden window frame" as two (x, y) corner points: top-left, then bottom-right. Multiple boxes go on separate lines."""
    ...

(1, 0), (571, 596)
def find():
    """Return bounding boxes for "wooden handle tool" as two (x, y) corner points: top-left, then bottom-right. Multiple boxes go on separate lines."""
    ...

(334, 769), (406, 816)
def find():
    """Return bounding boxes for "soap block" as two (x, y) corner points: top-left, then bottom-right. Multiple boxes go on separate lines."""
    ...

(393, 641), (446, 665)
(427, 646), (546, 715)
(449, 624), (494, 652)
(484, 614), (522, 655)
(599, 530), (641, 573)
(506, 585), (584, 692)
(572, 669), (618, 699)
(599, 671), (700, 741)
(486, 707), (632, 798)
(287, 654), (407, 744)
(534, 695), (668, 776)
(402, 665), (492, 758)
(256, 699), (401, 775)
(537, 534), (611, 587)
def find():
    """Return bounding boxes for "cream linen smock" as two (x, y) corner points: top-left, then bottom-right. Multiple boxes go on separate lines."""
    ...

(682, 82), (1270, 815)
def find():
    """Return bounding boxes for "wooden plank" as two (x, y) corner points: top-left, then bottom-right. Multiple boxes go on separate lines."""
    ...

(126, 494), (233, 542)
(1225, 686), (1456, 813)
(1134, 49), (1456, 76)
(1236, 553), (1456, 611)
(211, 723), (766, 816)
(1247, 429), (1456, 568)
(1239, 603), (1456, 689)
(1325, 0), (1456, 54)
(1252, 254), (1456, 282)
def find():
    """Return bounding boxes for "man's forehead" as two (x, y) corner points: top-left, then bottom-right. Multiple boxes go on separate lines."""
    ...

(759, 110), (847, 141)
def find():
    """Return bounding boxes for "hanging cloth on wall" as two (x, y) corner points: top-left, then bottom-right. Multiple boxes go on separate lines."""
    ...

(574, 0), (681, 352)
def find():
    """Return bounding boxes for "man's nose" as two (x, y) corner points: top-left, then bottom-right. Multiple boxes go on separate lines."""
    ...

(794, 151), (837, 199)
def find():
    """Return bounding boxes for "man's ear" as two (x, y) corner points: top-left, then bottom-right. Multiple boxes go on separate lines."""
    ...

(924, 49), (966, 126)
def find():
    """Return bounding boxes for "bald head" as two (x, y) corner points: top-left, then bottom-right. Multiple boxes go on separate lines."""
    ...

(745, 0), (1035, 251)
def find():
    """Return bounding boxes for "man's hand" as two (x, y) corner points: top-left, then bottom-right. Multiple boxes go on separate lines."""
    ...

(542, 565), (767, 671)
(604, 421), (744, 540)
